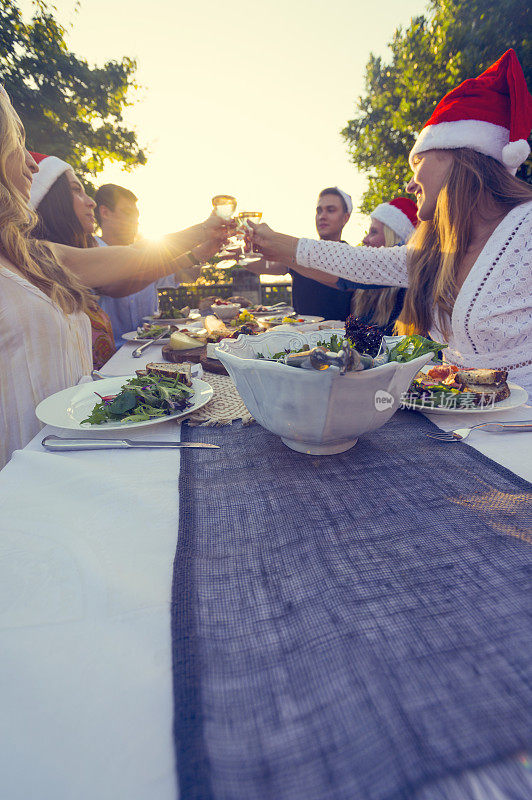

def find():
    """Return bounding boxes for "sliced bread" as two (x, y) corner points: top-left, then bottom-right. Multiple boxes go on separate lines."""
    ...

(461, 381), (511, 404)
(455, 368), (508, 385)
(145, 362), (192, 386)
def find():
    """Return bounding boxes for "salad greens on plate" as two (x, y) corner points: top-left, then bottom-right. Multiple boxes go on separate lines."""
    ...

(82, 374), (194, 425)
(136, 324), (172, 339)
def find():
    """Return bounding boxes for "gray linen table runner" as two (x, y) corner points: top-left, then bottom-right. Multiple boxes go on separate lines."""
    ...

(172, 411), (531, 800)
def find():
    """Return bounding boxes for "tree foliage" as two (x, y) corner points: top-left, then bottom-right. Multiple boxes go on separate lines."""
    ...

(0, 0), (146, 185)
(342, 0), (531, 212)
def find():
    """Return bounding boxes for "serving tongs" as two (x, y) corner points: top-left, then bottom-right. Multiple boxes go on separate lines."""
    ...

(131, 326), (171, 358)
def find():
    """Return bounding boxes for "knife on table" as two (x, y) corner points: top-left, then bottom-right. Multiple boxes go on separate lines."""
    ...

(42, 435), (219, 451)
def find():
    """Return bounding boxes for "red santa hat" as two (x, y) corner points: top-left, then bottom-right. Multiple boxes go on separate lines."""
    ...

(370, 197), (418, 242)
(409, 49), (532, 174)
(29, 152), (71, 209)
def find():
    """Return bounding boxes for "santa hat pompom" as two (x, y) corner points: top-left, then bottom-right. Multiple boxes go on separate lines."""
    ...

(502, 139), (531, 170)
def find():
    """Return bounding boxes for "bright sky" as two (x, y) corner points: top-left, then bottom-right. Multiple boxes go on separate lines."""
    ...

(21, 0), (427, 243)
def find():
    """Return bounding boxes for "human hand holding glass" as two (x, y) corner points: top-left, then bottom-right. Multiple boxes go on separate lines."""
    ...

(236, 212), (263, 264)
(246, 221), (297, 265)
(210, 195), (240, 260)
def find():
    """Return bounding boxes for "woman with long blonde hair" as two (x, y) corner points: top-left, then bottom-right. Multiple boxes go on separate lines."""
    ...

(251, 50), (532, 391)
(0, 87), (228, 467)
(30, 153), (118, 369)
(341, 197), (418, 335)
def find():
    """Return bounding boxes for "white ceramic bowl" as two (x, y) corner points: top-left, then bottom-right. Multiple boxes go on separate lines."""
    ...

(211, 302), (240, 321)
(215, 330), (434, 455)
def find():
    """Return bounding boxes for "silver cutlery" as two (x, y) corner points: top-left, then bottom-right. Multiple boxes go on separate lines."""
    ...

(426, 420), (532, 442)
(42, 435), (219, 451)
(131, 326), (171, 358)
(91, 370), (106, 381)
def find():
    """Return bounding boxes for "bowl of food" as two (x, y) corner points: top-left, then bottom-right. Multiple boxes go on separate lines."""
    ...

(209, 299), (241, 321)
(215, 331), (439, 454)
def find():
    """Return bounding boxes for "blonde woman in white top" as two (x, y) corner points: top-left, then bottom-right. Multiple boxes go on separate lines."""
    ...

(0, 88), (229, 468)
(250, 50), (532, 392)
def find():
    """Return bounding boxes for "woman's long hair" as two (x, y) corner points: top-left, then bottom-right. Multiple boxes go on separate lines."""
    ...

(33, 171), (96, 249)
(351, 224), (404, 326)
(0, 92), (92, 315)
(396, 149), (532, 338)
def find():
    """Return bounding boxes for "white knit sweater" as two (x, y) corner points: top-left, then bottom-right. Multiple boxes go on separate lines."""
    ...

(297, 201), (532, 393)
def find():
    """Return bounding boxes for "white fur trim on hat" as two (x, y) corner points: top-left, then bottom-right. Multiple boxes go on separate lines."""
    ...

(29, 156), (71, 210)
(333, 187), (353, 215)
(370, 203), (414, 242)
(409, 119), (512, 169)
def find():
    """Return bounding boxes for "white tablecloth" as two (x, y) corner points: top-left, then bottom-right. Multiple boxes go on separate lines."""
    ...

(0, 415), (182, 800)
(99, 340), (168, 377)
(421, 403), (532, 482)
(1, 344), (530, 800)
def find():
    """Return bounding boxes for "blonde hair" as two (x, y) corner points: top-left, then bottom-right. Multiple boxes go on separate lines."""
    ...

(350, 223), (404, 326)
(396, 148), (532, 337)
(0, 92), (92, 315)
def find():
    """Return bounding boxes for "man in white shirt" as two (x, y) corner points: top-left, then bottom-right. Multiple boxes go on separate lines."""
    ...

(95, 183), (179, 346)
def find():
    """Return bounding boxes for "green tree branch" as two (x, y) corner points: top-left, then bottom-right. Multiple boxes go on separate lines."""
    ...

(343, 0), (531, 212)
(0, 0), (146, 188)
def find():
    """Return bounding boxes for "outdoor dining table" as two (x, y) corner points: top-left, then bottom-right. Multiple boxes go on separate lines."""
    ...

(0, 339), (530, 800)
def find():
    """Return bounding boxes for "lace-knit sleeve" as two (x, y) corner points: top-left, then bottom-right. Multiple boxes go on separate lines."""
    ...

(296, 239), (409, 288)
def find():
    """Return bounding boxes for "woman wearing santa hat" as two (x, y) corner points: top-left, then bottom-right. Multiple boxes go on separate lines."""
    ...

(283, 196), (418, 334)
(0, 86), (230, 467)
(29, 152), (117, 370)
(345, 197), (418, 335)
(251, 49), (532, 391)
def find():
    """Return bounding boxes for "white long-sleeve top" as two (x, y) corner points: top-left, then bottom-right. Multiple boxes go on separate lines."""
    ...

(297, 201), (532, 393)
(0, 266), (92, 469)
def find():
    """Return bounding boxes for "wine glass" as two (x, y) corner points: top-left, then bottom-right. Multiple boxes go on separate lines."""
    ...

(211, 194), (239, 261)
(236, 211), (263, 264)
(211, 194), (237, 220)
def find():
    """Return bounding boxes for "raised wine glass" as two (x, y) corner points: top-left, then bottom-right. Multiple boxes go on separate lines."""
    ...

(211, 194), (237, 220)
(211, 194), (240, 261)
(236, 211), (263, 264)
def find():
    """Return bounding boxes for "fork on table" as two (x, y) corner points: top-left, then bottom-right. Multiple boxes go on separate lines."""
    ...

(426, 420), (532, 442)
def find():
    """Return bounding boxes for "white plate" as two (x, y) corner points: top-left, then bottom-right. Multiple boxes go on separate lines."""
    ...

(143, 311), (201, 324)
(252, 306), (294, 317)
(123, 321), (205, 343)
(35, 376), (213, 431)
(263, 314), (324, 326)
(122, 330), (172, 343)
(143, 317), (189, 325)
(414, 382), (528, 415)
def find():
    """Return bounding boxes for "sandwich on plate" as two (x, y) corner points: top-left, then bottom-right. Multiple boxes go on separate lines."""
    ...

(410, 365), (510, 407)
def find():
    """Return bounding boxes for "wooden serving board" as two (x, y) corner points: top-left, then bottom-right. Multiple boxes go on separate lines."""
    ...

(161, 343), (204, 364)
(199, 352), (229, 376)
